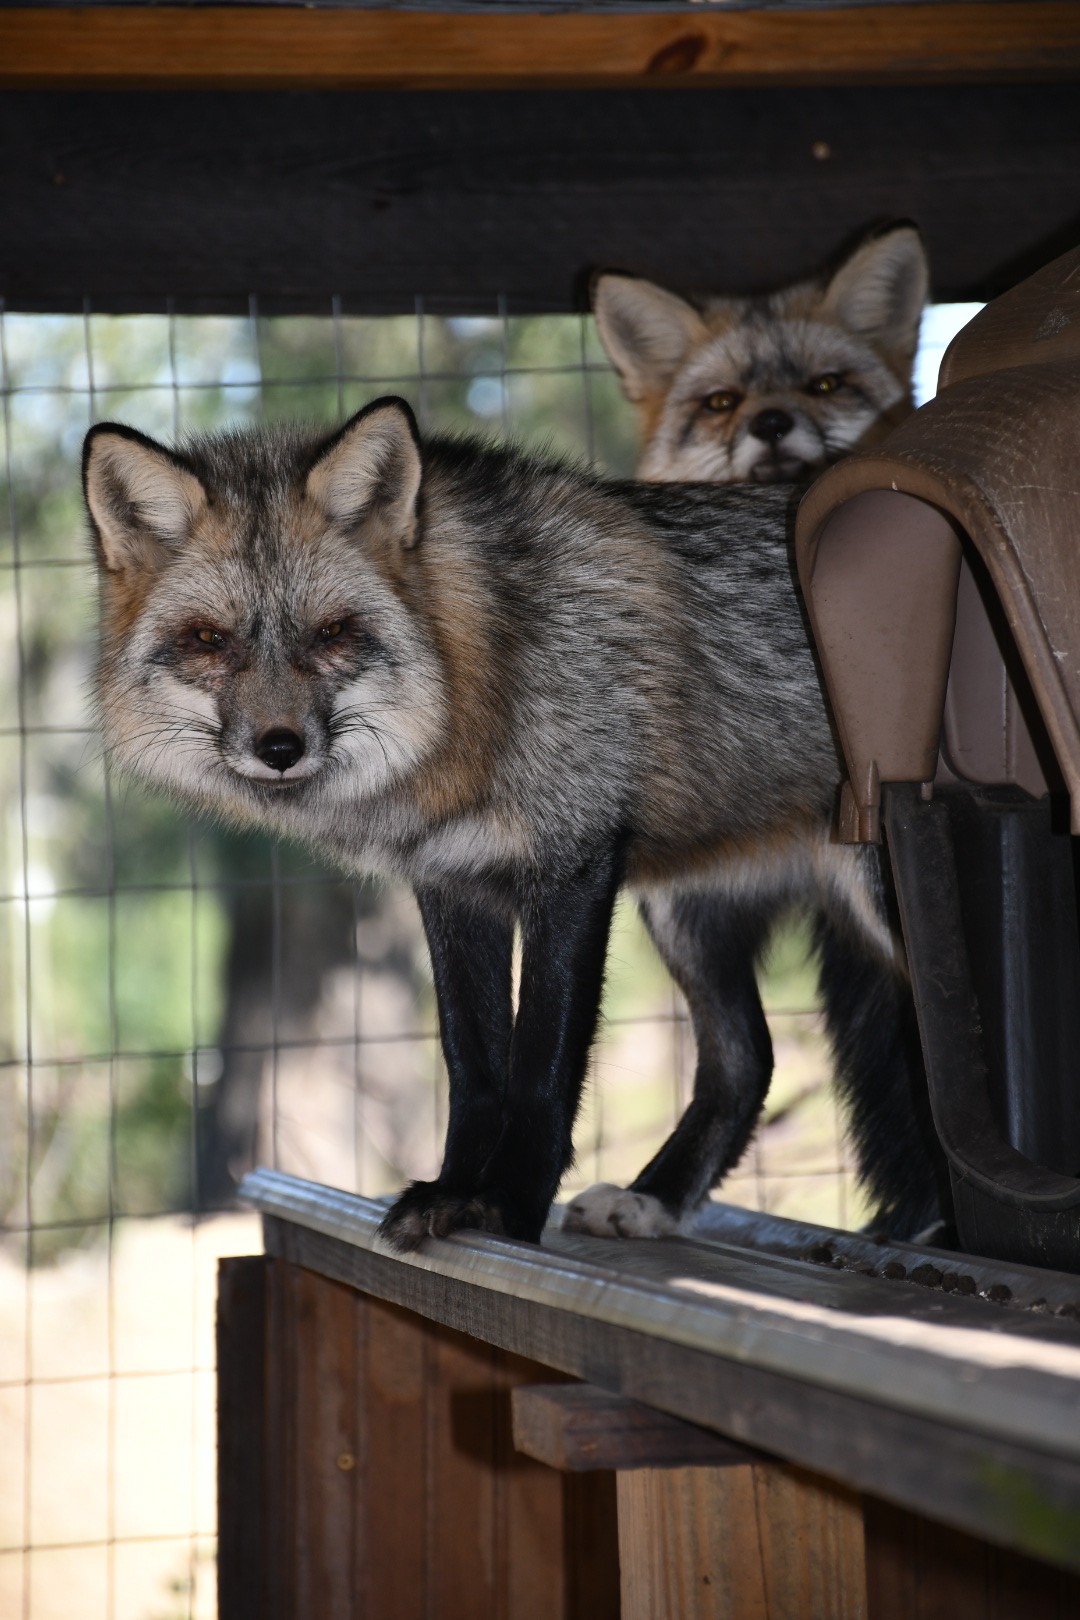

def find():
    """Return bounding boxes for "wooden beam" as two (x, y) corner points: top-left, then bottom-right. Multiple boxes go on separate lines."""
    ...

(4, 84), (1079, 314)
(511, 1382), (764, 1472)
(1, 5), (1079, 91)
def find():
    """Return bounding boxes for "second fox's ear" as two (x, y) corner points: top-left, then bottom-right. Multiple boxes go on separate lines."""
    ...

(592, 274), (708, 403)
(306, 397), (423, 549)
(83, 426), (207, 573)
(822, 225), (930, 356)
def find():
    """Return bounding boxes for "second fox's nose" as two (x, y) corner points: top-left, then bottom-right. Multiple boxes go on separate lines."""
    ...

(750, 408), (794, 445)
(256, 728), (305, 773)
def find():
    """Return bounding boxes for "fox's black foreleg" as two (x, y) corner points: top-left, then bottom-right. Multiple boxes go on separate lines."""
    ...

(481, 848), (623, 1239)
(380, 849), (622, 1250)
(379, 886), (514, 1250)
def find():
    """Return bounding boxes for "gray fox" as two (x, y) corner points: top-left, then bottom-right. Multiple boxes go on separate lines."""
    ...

(565, 224), (941, 1242)
(592, 222), (928, 485)
(83, 398), (942, 1249)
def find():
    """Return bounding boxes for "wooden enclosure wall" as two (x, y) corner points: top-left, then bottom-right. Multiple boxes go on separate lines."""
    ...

(219, 1254), (1080, 1620)
(217, 1255), (619, 1620)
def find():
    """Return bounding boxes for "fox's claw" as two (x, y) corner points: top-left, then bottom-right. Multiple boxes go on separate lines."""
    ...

(378, 1180), (539, 1251)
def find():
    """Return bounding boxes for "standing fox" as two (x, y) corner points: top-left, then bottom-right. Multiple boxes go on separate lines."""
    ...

(561, 224), (939, 1242)
(84, 394), (942, 1250)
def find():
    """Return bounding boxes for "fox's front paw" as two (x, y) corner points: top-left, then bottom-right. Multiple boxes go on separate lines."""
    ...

(562, 1183), (679, 1239)
(378, 1181), (542, 1252)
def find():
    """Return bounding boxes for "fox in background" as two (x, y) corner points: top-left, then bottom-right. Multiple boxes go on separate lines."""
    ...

(561, 222), (943, 1243)
(592, 221), (928, 486)
(84, 384), (945, 1253)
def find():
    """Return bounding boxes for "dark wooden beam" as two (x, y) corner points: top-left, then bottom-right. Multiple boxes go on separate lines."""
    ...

(2, 84), (1079, 314)
(511, 1382), (765, 1472)
(217, 1256), (273, 1620)
(2, 5), (1079, 91)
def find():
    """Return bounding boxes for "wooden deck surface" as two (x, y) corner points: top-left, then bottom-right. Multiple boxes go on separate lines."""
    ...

(242, 1168), (1080, 1571)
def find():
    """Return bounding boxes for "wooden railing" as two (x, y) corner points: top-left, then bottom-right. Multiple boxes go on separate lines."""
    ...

(220, 1169), (1080, 1617)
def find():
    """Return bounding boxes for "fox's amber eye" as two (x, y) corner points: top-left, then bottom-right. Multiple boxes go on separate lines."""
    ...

(319, 622), (344, 642)
(703, 390), (742, 413)
(808, 372), (844, 396)
(194, 627), (226, 649)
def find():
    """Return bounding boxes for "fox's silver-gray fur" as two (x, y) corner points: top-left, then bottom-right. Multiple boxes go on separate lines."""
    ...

(84, 400), (937, 1248)
(593, 223), (928, 485)
(571, 224), (940, 1244)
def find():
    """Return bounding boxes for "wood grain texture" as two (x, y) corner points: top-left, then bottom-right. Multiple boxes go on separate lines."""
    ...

(257, 1258), (620, 1618)
(216, 1256), (271, 1620)
(618, 1462), (866, 1619)
(2, 5), (1079, 89)
(248, 1178), (1080, 1465)
(863, 1496), (1080, 1619)
(4, 84), (1079, 315)
(260, 1212), (1080, 1573)
(512, 1382), (764, 1472)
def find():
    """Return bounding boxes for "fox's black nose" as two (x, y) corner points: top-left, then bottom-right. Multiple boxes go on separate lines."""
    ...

(256, 728), (305, 773)
(750, 408), (794, 445)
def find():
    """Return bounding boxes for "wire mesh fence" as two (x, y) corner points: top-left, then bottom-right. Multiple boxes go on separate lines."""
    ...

(0, 293), (968, 1619)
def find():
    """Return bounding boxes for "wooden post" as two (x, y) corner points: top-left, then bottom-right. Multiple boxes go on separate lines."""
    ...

(513, 1382), (865, 1619)
(617, 1462), (865, 1620)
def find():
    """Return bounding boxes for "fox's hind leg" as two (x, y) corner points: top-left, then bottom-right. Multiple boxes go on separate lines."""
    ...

(814, 912), (949, 1240)
(563, 889), (777, 1238)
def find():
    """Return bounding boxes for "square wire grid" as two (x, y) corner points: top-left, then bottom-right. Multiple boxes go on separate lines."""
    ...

(0, 295), (848, 1620)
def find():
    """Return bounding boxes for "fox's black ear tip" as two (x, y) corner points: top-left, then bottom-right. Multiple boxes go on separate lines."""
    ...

(82, 422), (126, 482)
(589, 269), (628, 311)
(870, 218), (924, 243)
(83, 420), (162, 458)
(349, 394), (421, 444)
(83, 421), (121, 451)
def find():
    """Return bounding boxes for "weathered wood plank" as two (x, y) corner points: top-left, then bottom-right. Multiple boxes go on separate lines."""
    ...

(618, 1462), (866, 1619)
(216, 1255), (271, 1620)
(2, 5), (1078, 90)
(692, 1203), (1080, 1315)
(359, 1293), (429, 1617)
(426, 1324), (505, 1619)
(863, 1496), (1080, 1618)
(245, 1175), (1080, 1466)
(2, 83), (1079, 314)
(512, 1382), (763, 1472)
(244, 1175), (1080, 1572)
(259, 1267), (620, 1617)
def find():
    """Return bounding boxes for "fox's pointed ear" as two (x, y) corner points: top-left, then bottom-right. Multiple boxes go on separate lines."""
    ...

(821, 224), (929, 356)
(306, 397), (422, 549)
(592, 273), (707, 403)
(83, 425), (207, 573)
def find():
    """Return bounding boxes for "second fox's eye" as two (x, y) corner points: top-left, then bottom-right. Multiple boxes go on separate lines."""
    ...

(808, 372), (844, 396)
(703, 390), (742, 413)
(194, 627), (226, 650)
(319, 622), (344, 642)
